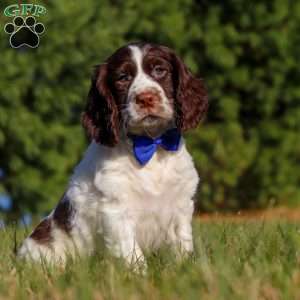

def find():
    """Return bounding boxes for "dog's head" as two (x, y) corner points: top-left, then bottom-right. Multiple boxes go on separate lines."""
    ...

(82, 42), (208, 146)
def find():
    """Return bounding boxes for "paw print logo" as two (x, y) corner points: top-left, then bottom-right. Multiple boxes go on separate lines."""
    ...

(4, 16), (45, 48)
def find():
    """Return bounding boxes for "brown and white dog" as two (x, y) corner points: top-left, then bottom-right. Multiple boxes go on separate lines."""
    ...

(18, 42), (208, 267)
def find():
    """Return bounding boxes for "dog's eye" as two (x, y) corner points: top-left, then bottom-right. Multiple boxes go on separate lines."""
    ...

(116, 73), (132, 82)
(152, 65), (167, 78)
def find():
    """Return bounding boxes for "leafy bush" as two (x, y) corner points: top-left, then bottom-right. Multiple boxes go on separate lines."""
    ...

(0, 0), (299, 216)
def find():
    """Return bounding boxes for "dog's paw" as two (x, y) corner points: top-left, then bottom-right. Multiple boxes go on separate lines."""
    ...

(4, 16), (45, 48)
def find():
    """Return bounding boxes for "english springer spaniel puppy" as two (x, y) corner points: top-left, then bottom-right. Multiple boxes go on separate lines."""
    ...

(18, 42), (208, 268)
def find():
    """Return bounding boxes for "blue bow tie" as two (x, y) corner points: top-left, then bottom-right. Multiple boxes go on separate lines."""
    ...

(130, 128), (181, 166)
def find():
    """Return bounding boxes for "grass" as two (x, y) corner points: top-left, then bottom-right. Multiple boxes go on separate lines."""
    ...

(1, 219), (300, 299)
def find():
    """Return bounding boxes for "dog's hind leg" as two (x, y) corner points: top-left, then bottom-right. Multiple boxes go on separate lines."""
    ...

(18, 194), (94, 264)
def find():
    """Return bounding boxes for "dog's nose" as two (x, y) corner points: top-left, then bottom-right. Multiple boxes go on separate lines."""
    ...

(135, 91), (160, 107)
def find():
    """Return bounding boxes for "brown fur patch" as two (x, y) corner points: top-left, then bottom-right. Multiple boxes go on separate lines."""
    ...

(53, 194), (74, 233)
(30, 218), (52, 244)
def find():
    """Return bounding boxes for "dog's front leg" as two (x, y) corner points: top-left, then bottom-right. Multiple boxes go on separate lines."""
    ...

(100, 209), (145, 270)
(175, 213), (194, 255)
(170, 201), (194, 258)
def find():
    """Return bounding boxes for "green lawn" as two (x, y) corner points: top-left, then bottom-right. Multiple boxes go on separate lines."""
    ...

(1, 220), (300, 299)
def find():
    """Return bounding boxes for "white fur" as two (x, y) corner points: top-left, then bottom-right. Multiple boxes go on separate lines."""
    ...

(18, 139), (199, 266)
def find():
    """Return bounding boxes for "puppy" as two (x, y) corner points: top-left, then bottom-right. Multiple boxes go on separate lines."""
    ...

(18, 42), (208, 267)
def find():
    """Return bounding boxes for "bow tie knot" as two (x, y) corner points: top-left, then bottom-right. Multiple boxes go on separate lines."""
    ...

(130, 128), (181, 166)
(154, 138), (162, 145)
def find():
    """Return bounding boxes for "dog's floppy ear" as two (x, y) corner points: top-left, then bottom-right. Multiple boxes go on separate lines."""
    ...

(172, 53), (208, 131)
(82, 64), (119, 146)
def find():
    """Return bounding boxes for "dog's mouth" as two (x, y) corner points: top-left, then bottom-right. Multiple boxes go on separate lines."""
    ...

(141, 115), (163, 123)
(126, 114), (174, 137)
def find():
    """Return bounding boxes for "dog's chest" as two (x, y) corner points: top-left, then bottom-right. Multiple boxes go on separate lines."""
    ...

(94, 145), (199, 216)
(128, 153), (183, 207)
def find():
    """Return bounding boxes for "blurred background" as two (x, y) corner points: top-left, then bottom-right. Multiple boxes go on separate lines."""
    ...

(0, 0), (299, 223)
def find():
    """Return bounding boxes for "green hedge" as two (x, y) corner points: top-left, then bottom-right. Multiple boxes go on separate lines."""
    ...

(0, 0), (299, 216)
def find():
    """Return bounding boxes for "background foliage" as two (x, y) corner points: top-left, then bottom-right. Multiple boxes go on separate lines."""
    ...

(0, 0), (299, 218)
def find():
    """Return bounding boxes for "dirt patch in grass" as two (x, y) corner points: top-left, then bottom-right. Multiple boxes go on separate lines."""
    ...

(198, 207), (300, 222)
